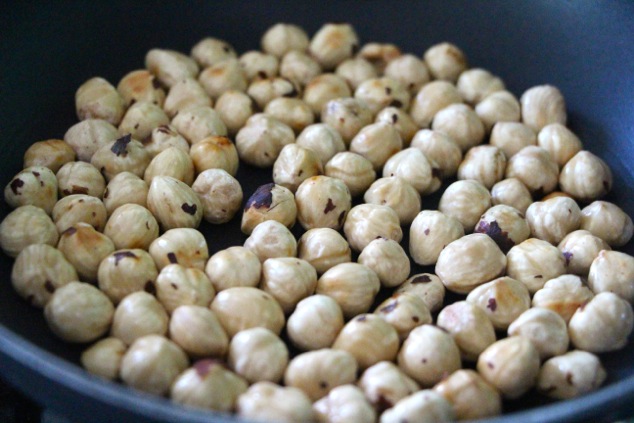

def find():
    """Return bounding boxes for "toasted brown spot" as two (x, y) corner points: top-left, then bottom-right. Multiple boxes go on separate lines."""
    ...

(156, 125), (171, 134)
(356, 315), (367, 322)
(181, 203), (197, 215)
(319, 381), (328, 389)
(566, 372), (574, 385)
(487, 361), (495, 369)
(385, 87), (392, 95)
(563, 251), (573, 266)
(167, 252), (178, 264)
(337, 210), (346, 227)
(412, 274), (431, 283)
(9, 178), (24, 195)
(389, 99), (403, 108)
(245, 182), (275, 211)
(193, 359), (219, 378)
(151, 77), (162, 89)
(487, 298), (497, 312)
(144, 281), (156, 295)
(324, 198), (336, 214)
(475, 220), (514, 252)
(111, 134), (132, 156)
(103, 188), (109, 199)
(431, 167), (442, 179)
(62, 227), (77, 236)
(170, 283), (178, 290)
(44, 280), (55, 293)
(114, 251), (137, 265)
(421, 358), (427, 364)
(375, 394), (393, 413)
(391, 113), (398, 123)
(379, 301), (398, 314)
(412, 316), (420, 323)
(535, 275), (543, 279)
(424, 228), (430, 235)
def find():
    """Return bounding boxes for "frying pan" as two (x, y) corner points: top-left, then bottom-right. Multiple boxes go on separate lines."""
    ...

(1, 1), (633, 422)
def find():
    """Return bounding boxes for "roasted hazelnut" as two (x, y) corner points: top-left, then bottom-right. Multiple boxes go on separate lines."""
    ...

(145, 48), (199, 88)
(285, 348), (357, 401)
(198, 58), (247, 100)
(189, 135), (239, 176)
(433, 369), (502, 420)
(260, 257), (317, 314)
(349, 121), (403, 171)
(143, 146), (194, 186)
(438, 179), (491, 232)
(0, 205), (59, 258)
(295, 176), (351, 231)
(588, 250), (634, 302)
(237, 381), (315, 422)
(320, 97), (373, 146)
(490, 177), (533, 215)
(63, 118), (118, 162)
(146, 176), (203, 230)
(335, 57), (378, 90)
(247, 76), (300, 109)
(309, 23), (359, 70)
(241, 183), (297, 234)
(295, 123), (346, 167)
(149, 228), (208, 271)
(397, 324), (462, 387)
(466, 276), (531, 330)
(313, 384), (376, 423)
(375, 107), (419, 146)
(170, 359), (247, 412)
(316, 262), (381, 319)
(410, 129), (463, 179)
(384, 54), (430, 96)
(75, 77), (125, 126)
(120, 334), (189, 395)
(364, 177), (421, 225)
(169, 305), (228, 358)
(171, 106), (228, 145)
(97, 248), (158, 304)
(210, 287), (285, 337)
(506, 238), (567, 293)
(396, 273), (446, 313)
(457, 68), (505, 105)
(410, 80), (462, 128)
(507, 307), (569, 360)
(531, 274), (594, 323)
(525, 195), (581, 245)
(190, 37), (237, 68)
(537, 351), (607, 399)
(117, 69), (165, 108)
(559, 150), (613, 202)
(117, 102), (170, 142)
(214, 90), (254, 137)
(558, 230), (610, 277)
(457, 145), (507, 189)
(235, 113), (295, 167)
(264, 97), (315, 134)
(477, 336), (540, 399)
(23, 139), (76, 174)
(358, 237), (410, 288)
(343, 203), (402, 252)
(58, 223), (115, 282)
(432, 103), (485, 152)
(192, 168), (243, 224)
(44, 281), (114, 343)
(537, 123), (583, 168)
(52, 194), (107, 233)
(475, 91), (522, 133)
(333, 314), (399, 371)
(273, 144), (323, 193)
(359, 361), (421, 414)
(580, 201), (634, 247)
(228, 327), (288, 384)
(243, 222), (296, 262)
(436, 301), (496, 361)
(358, 42), (401, 74)
(436, 233), (507, 294)
(520, 84), (567, 132)
(382, 147), (433, 194)
(354, 77), (410, 116)
(163, 78), (212, 118)
(279, 51), (322, 87)
(80, 337), (127, 380)
(156, 264), (215, 314)
(380, 390), (455, 423)
(103, 204), (158, 250)
(111, 291), (168, 345)
(4, 166), (57, 214)
(303, 73), (352, 116)
(374, 293), (432, 342)
(475, 204), (530, 252)
(261, 23), (310, 57)
(10, 244), (77, 308)
(205, 246), (262, 291)
(102, 171), (148, 214)
(409, 210), (464, 266)
(423, 42), (468, 82)
(324, 152), (376, 198)
(568, 292), (634, 353)
(286, 294), (344, 351)
(239, 50), (279, 81)
(90, 135), (151, 181)
(297, 228), (351, 275)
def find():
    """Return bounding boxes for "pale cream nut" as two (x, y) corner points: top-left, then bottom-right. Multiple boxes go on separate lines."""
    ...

(363, 176), (421, 226)
(169, 305), (228, 358)
(80, 337), (127, 380)
(506, 238), (567, 293)
(190, 37), (237, 68)
(309, 23), (359, 70)
(375, 107), (419, 146)
(382, 147), (433, 194)
(335, 57), (378, 90)
(384, 54), (430, 96)
(205, 246), (262, 291)
(52, 194), (107, 233)
(103, 204), (159, 250)
(457, 145), (507, 189)
(520, 84), (567, 132)
(261, 23), (310, 58)
(97, 248), (158, 304)
(423, 42), (468, 82)
(537, 351), (607, 400)
(145, 48), (199, 88)
(143, 146), (194, 186)
(349, 121), (403, 171)
(63, 118), (118, 162)
(273, 143), (323, 193)
(0, 205), (59, 258)
(170, 106), (228, 144)
(156, 264), (215, 314)
(162, 78), (212, 119)
(505, 145), (559, 196)
(409, 210), (464, 266)
(525, 196), (581, 245)
(358, 237), (410, 288)
(297, 228), (352, 275)
(438, 179), (491, 232)
(148, 227), (208, 271)
(588, 250), (634, 303)
(189, 135), (239, 176)
(75, 77), (125, 126)
(228, 327), (288, 384)
(4, 166), (58, 214)
(235, 113), (295, 167)
(531, 274), (594, 323)
(295, 123), (346, 167)
(313, 384), (376, 423)
(354, 77), (410, 116)
(279, 51), (322, 87)
(198, 58), (247, 100)
(343, 203), (402, 252)
(260, 257), (317, 314)
(58, 223), (115, 282)
(117, 102), (169, 142)
(466, 276), (531, 330)
(475, 91), (521, 133)
(192, 168), (243, 224)
(580, 201), (634, 247)
(395, 273), (446, 313)
(90, 135), (151, 181)
(457, 68), (505, 105)
(295, 175), (351, 231)
(117, 69), (165, 108)
(23, 139), (76, 173)
(286, 294), (344, 351)
(436, 300), (496, 361)
(324, 152), (376, 198)
(489, 121), (537, 159)
(111, 291), (168, 345)
(358, 361), (420, 413)
(146, 176), (203, 230)
(239, 50), (279, 81)
(379, 389), (455, 423)
(410, 129), (463, 179)
(316, 262), (380, 319)
(409, 80), (462, 128)
(320, 97), (373, 146)
(374, 293), (432, 342)
(102, 171), (148, 214)
(303, 73), (352, 116)
(214, 90), (255, 136)
(237, 381), (315, 423)
(558, 230), (610, 277)
(264, 97), (315, 134)
(490, 177), (533, 215)
(559, 150), (613, 202)
(507, 307), (569, 360)
(433, 369), (502, 420)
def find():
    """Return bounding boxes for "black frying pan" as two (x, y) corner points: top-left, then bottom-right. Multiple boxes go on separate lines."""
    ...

(1, 1), (633, 422)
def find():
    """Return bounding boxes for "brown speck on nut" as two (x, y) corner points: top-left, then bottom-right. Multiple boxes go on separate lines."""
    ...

(181, 203), (197, 215)
(111, 134), (132, 156)
(113, 251), (137, 265)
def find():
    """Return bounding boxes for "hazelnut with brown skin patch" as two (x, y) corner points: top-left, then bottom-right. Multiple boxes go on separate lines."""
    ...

(475, 204), (530, 253)
(63, 119), (119, 162)
(4, 166), (58, 214)
(354, 77), (411, 116)
(364, 176), (421, 225)
(117, 69), (166, 108)
(320, 97), (373, 146)
(466, 277), (531, 330)
(358, 42), (401, 74)
(146, 176), (203, 230)
(23, 139), (76, 173)
(148, 227), (208, 271)
(557, 230), (610, 277)
(52, 194), (107, 233)
(241, 183), (297, 234)
(239, 50), (279, 81)
(295, 176), (351, 231)
(118, 102), (170, 143)
(97, 248), (159, 304)
(410, 210), (464, 266)
(273, 143), (323, 193)
(358, 361), (420, 413)
(396, 273), (446, 313)
(198, 58), (247, 100)
(90, 134), (151, 182)
(58, 222), (115, 282)
(537, 351), (606, 400)
(162, 78), (212, 119)
(384, 54), (430, 97)
(374, 293), (432, 342)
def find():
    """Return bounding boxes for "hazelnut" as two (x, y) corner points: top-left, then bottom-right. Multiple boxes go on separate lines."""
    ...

(436, 301), (496, 361)
(363, 176), (421, 225)
(286, 294), (345, 352)
(433, 369), (502, 420)
(148, 227), (208, 271)
(475, 91), (521, 132)
(97, 248), (158, 304)
(241, 183), (297, 234)
(239, 50), (279, 81)
(63, 119), (118, 162)
(423, 42), (468, 82)
(170, 106), (228, 144)
(490, 177), (533, 215)
(23, 139), (76, 174)
(588, 250), (634, 302)
(520, 84), (567, 132)
(260, 257), (317, 314)
(506, 238), (567, 293)
(264, 97), (315, 134)
(145, 48), (199, 88)
(169, 305), (228, 358)
(559, 150), (613, 202)
(324, 152), (376, 198)
(75, 77), (125, 126)
(537, 351), (607, 399)
(102, 171), (148, 214)
(384, 54), (430, 96)
(409, 210), (464, 266)
(313, 384), (376, 423)
(410, 129), (463, 179)
(505, 145), (559, 196)
(235, 113), (295, 167)
(580, 201), (634, 247)
(261, 23), (310, 58)
(162, 78), (212, 119)
(466, 276), (531, 330)
(198, 58), (247, 100)
(156, 264), (215, 313)
(309, 23), (359, 70)
(457, 145), (507, 189)
(103, 204), (159, 250)
(438, 179), (491, 232)
(117, 102), (169, 142)
(558, 230), (610, 277)
(474, 204), (530, 253)
(297, 227), (352, 275)
(316, 262), (380, 319)
(111, 291), (168, 345)
(80, 337), (127, 380)
(531, 274), (594, 323)
(409, 81), (462, 128)
(117, 69), (165, 108)
(214, 90), (255, 136)
(489, 121), (537, 159)
(228, 327), (288, 384)
(354, 77), (410, 116)
(358, 237), (410, 288)
(295, 123), (346, 167)
(192, 168), (243, 224)
(279, 51), (322, 87)
(525, 196), (582, 245)
(189, 135), (239, 176)
(0, 205), (59, 258)
(358, 361), (420, 413)
(58, 223), (115, 282)
(335, 57), (378, 90)
(320, 97), (373, 146)
(395, 273), (446, 313)
(380, 390), (455, 423)
(52, 194), (107, 233)
(190, 37), (237, 68)
(343, 204), (402, 252)
(303, 73), (352, 116)
(205, 246), (262, 291)
(349, 121), (403, 171)
(457, 68), (505, 105)
(432, 103), (485, 152)
(374, 293), (432, 342)
(146, 176), (203, 230)
(4, 166), (58, 214)
(237, 381), (315, 422)
(295, 176), (351, 231)
(507, 307), (569, 360)
(273, 144), (323, 193)
(143, 146), (194, 186)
